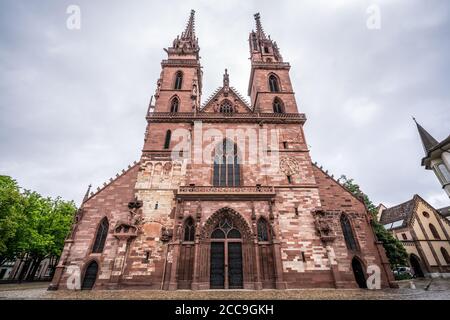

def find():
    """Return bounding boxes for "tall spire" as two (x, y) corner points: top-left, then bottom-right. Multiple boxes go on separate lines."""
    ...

(166, 9), (199, 59)
(254, 13), (267, 40)
(413, 117), (438, 155)
(181, 10), (196, 41)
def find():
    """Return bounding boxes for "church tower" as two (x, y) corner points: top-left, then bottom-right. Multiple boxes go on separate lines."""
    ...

(248, 13), (298, 114)
(49, 11), (395, 291)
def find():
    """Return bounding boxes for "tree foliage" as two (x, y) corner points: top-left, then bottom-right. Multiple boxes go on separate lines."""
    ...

(0, 175), (76, 278)
(339, 175), (408, 267)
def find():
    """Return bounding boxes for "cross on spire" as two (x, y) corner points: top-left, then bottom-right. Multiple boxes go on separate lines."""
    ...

(254, 13), (267, 40)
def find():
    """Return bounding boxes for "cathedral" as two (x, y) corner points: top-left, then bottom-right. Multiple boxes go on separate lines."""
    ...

(49, 11), (396, 290)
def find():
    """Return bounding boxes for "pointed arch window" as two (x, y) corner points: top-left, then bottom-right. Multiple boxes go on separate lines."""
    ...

(340, 214), (358, 251)
(257, 218), (271, 242)
(164, 130), (171, 149)
(269, 74), (280, 92)
(183, 217), (195, 242)
(273, 98), (284, 113)
(170, 97), (179, 113)
(213, 139), (240, 187)
(441, 247), (450, 264)
(174, 71), (183, 90)
(92, 218), (109, 253)
(429, 223), (441, 240)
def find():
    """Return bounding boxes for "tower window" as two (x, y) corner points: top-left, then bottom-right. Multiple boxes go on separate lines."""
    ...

(283, 141), (288, 149)
(287, 175), (292, 184)
(170, 97), (179, 113)
(269, 75), (280, 92)
(154, 202), (159, 210)
(273, 98), (284, 113)
(264, 46), (269, 53)
(213, 139), (240, 187)
(174, 71), (183, 90)
(295, 207), (299, 216)
(164, 130), (171, 149)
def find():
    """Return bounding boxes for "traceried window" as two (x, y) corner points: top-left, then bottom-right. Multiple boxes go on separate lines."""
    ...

(211, 217), (241, 239)
(170, 97), (179, 113)
(273, 97), (284, 113)
(213, 139), (240, 187)
(183, 217), (195, 242)
(92, 217), (109, 253)
(269, 74), (280, 92)
(429, 223), (441, 240)
(340, 214), (358, 251)
(257, 218), (271, 242)
(164, 130), (171, 149)
(174, 71), (183, 90)
(219, 101), (233, 113)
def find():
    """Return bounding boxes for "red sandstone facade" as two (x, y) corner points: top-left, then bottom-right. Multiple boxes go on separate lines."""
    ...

(49, 11), (395, 291)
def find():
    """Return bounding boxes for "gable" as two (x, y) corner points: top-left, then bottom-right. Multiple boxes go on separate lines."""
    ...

(201, 86), (252, 113)
(312, 164), (366, 214)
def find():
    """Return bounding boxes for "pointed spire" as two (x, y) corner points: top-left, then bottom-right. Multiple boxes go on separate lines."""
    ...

(254, 13), (267, 40)
(413, 117), (438, 155)
(181, 10), (196, 41)
(82, 184), (92, 203)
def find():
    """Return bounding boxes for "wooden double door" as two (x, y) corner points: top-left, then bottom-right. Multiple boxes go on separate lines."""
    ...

(210, 240), (243, 289)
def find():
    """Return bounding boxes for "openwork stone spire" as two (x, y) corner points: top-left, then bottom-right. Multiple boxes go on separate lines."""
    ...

(254, 13), (267, 40)
(181, 9), (196, 40)
(167, 9), (199, 58)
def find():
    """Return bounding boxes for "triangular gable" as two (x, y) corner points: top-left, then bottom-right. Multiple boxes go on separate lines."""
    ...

(200, 86), (252, 113)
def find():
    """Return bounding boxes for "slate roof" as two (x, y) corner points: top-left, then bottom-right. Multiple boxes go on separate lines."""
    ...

(379, 198), (415, 228)
(414, 118), (439, 156)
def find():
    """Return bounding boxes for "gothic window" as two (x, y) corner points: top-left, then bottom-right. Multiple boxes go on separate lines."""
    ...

(273, 98), (284, 113)
(92, 218), (109, 253)
(441, 247), (450, 264)
(252, 34), (258, 51)
(340, 214), (358, 251)
(183, 217), (195, 242)
(211, 218), (241, 239)
(213, 139), (241, 187)
(269, 74), (280, 92)
(170, 97), (179, 113)
(429, 223), (441, 240)
(219, 101), (233, 113)
(174, 71), (183, 90)
(257, 218), (271, 242)
(164, 130), (171, 149)
(264, 46), (269, 54)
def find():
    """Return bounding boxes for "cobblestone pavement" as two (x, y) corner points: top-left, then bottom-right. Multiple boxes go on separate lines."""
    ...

(0, 279), (449, 300)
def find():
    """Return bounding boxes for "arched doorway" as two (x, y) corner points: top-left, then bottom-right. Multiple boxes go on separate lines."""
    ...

(351, 257), (367, 289)
(210, 217), (243, 289)
(81, 261), (98, 290)
(410, 254), (424, 278)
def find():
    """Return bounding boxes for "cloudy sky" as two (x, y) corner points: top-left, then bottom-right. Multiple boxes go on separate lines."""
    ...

(1, 0), (449, 209)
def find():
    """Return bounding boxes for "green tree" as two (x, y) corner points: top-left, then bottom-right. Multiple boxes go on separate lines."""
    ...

(339, 175), (408, 267)
(0, 176), (27, 266)
(0, 175), (76, 280)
